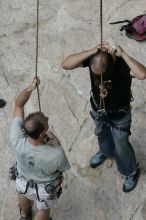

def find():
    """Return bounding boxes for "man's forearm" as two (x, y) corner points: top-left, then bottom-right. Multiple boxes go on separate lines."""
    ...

(15, 86), (33, 107)
(121, 52), (146, 80)
(62, 47), (97, 70)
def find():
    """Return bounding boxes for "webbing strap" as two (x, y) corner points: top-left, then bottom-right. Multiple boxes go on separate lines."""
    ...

(109, 20), (130, 25)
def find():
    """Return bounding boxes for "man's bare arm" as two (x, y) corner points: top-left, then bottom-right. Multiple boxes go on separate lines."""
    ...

(62, 47), (97, 70)
(121, 52), (146, 80)
(62, 42), (110, 70)
(107, 45), (146, 80)
(13, 77), (40, 119)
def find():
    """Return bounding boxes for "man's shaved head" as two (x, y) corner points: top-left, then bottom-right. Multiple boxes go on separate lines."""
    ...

(89, 50), (114, 76)
(23, 112), (48, 140)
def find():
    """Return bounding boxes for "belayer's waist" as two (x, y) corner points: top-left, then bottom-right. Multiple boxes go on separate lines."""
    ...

(90, 96), (131, 115)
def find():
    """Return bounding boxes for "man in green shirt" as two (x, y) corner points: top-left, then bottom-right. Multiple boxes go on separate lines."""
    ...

(10, 77), (70, 220)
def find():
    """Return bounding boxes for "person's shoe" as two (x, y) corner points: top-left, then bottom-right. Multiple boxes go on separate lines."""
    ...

(90, 151), (107, 168)
(0, 99), (6, 108)
(123, 167), (140, 192)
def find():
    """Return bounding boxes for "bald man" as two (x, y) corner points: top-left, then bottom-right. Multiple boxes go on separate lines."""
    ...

(10, 77), (70, 220)
(62, 42), (146, 192)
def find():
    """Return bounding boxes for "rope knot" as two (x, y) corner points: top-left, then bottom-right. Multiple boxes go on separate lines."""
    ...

(99, 84), (108, 99)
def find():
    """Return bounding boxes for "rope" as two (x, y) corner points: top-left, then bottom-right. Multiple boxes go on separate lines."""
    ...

(99, 0), (105, 110)
(35, 0), (41, 112)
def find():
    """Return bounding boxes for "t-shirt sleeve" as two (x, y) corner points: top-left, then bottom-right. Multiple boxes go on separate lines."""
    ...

(57, 148), (71, 172)
(10, 117), (26, 147)
(82, 58), (90, 67)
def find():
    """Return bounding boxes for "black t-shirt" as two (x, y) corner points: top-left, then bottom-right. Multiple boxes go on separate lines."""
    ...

(83, 57), (132, 110)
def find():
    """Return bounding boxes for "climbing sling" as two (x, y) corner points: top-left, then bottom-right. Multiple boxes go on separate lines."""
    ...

(19, 178), (63, 201)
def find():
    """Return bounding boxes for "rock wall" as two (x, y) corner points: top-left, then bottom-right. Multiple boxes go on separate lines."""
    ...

(0, 0), (146, 219)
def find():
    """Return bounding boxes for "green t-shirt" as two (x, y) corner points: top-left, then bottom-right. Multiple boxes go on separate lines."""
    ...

(10, 117), (70, 182)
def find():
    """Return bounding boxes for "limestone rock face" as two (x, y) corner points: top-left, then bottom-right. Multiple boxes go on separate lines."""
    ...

(0, 0), (146, 219)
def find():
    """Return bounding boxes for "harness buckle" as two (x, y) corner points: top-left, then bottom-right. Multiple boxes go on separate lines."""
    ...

(29, 180), (35, 188)
(97, 109), (106, 115)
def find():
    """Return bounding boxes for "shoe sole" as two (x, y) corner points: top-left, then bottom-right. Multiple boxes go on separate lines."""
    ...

(123, 168), (140, 193)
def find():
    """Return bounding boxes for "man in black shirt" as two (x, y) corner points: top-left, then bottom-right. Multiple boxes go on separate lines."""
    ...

(62, 42), (146, 192)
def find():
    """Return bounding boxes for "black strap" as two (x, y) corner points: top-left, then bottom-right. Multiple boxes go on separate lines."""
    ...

(35, 183), (44, 202)
(109, 20), (131, 24)
(20, 181), (30, 195)
(110, 121), (131, 133)
(52, 181), (62, 191)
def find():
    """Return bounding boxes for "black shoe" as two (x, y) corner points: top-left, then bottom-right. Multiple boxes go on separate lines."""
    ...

(90, 151), (107, 168)
(123, 167), (140, 193)
(0, 99), (6, 108)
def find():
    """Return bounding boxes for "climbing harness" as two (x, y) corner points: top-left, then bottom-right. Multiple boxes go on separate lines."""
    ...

(19, 177), (63, 201)
(90, 105), (131, 134)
